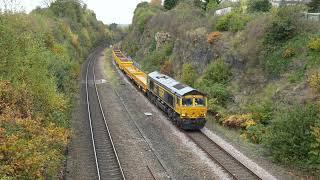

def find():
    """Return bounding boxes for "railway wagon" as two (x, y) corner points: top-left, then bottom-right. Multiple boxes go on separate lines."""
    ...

(112, 48), (207, 130)
(112, 49), (133, 71)
(122, 64), (148, 93)
(112, 48), (148, 92)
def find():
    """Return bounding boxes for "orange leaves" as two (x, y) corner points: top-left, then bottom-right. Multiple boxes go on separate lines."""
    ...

(160, 60), (173, 76)
(207, 31), (222, 44)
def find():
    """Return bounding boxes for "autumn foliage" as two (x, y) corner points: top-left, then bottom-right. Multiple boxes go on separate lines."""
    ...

(223, 113), (256, 129)
(160, 60), (173, 76)
(207, 31), (221, 44)
(0, 0), (112, 178)
(0, 81), (69, 178)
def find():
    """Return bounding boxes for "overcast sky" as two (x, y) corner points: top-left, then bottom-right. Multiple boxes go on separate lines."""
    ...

(20, 0), (149, 24)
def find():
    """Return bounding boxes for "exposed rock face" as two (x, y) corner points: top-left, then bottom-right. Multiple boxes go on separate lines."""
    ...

(173, 27), (217, 73)
(155, 32), (171, 50)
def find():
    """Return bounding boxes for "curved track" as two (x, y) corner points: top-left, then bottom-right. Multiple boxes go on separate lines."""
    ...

(185, 131), (261, 180)
(85, 48), (126, 180)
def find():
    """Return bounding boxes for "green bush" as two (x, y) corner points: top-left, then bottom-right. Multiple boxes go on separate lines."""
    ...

(308, 0), (320, 13)
(181, 63), (197, 86)
(263, 49), (291, 76)
(263, 6), (304, 45)
(216, 11), (251, 32)
(264, 18), (296, 44)
(197, 81), (231, 106)
(246, 124), (266, 144)
(196, 59), (232, 106)
(246, 100), (274, 125)
(164, 0), (178, 10)
(142, 42), (173, 72)
(133, 3), (159, 33)
(264, 105), (320, 170)
(203, 59), (232, 84)
(247, 0), (272, 13)
(206, 0), (219, 11)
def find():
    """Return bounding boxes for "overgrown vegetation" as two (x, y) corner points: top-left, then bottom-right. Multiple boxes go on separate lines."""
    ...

(247, 0), (272, 12)
(215, 10), (252, 32)
(0, 0), (114, 178)
(122, 0), (320, 174)
(264, 105), (320, 170)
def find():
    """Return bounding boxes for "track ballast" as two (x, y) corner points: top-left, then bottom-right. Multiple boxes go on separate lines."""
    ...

(85, 48), (125, 180)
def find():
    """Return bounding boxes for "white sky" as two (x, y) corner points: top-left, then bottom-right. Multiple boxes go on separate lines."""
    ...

(20, 0), (150, 24)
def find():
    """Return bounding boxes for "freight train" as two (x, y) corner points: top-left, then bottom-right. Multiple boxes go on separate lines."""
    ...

(112, 48), (207, 130)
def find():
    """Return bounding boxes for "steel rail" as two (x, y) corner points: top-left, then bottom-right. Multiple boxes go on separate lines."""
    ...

(92, 50), (126, 180)
(85, 50), (101, 180)
(185, 132), (261, 180)
(147, 165), (158, 180)
(85, 48), (125, 180)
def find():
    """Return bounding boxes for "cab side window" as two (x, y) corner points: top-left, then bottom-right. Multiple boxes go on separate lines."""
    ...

(182, 98), (192, 106)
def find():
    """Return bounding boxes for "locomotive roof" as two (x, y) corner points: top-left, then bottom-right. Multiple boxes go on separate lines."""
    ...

(148, 71), (205, 97)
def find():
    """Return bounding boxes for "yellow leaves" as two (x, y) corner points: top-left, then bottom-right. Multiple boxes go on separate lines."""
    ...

(70, 33), (80, 50)
(0, 116), (69, 178)
(308, 70), (320, 93)
(223, 113), (256, 129)
(308, 37), (320, 52)
(50, 43), (65, 57)
(282, 47), (295, 58)
(311, 126), (320, 144)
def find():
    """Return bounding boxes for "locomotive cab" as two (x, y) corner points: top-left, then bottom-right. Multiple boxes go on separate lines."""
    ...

(177, 95), (207, 119)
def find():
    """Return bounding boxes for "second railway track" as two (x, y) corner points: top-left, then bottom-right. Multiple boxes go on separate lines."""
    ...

(85, 48), (125, 180)
(185, 131), (261, 180)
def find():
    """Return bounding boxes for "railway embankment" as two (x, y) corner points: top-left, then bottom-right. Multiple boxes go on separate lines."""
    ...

(119, 0), (320, 177)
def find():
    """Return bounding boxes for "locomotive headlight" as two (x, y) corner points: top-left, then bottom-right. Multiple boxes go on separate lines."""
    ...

(182, 113), (186, 117)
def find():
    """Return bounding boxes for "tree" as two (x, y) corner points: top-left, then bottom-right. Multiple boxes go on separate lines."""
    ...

(247, 0), (272, 12)
(203, 0), (221, 11)
(206, 0), (218, 11)
(164, 0), (178, 10)
(42, 0), (56, 7)
(0, 0), (23, 12)
(181, 63), (197, 86)
(150, 0), (162, 6)
(109, 23), (118, 31)
(308, 0), (320, 12)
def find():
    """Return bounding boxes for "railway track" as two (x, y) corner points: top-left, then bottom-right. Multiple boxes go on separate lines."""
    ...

(85, 48), (125, 180)
(185, 131), (261, 180)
